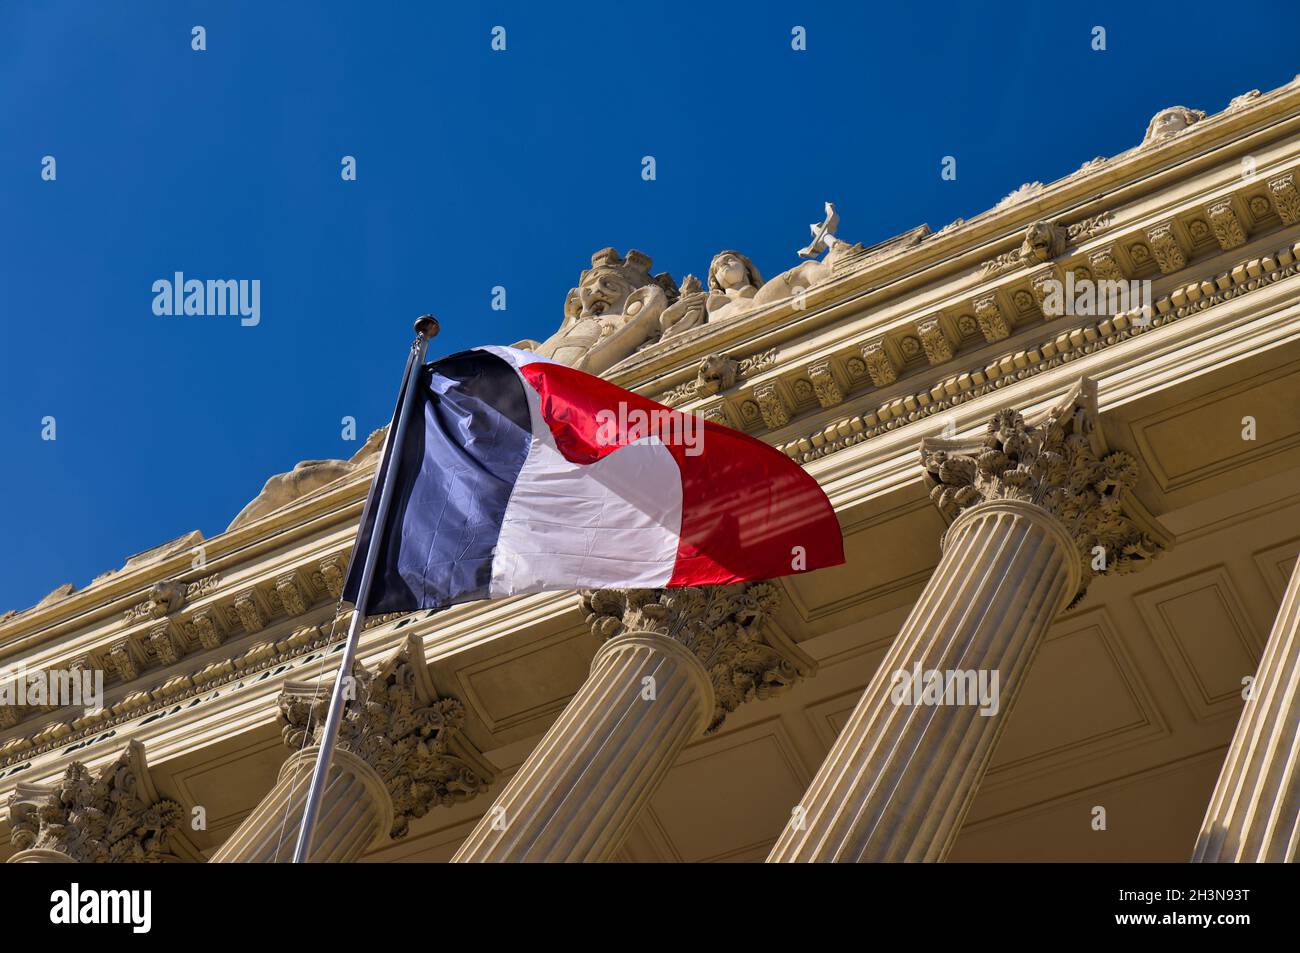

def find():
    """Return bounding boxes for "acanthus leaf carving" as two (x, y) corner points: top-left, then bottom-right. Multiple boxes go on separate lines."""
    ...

(7, 740), (182, 862)
(972, 294), (1010, 343)
(753, 382), (791, 429)
(318, 554), (347, 599)
(916, 317), (953, 365)
(1087, 246), (1126, 281)
(581, 582), (812, 732)
(232, 591), (264, 633)
(808, 359), (844, 407)
(860, 338), (898, 387)
(1267, 172), (1300, 225)
(979, 214), (1112, 279)
(1205, 199), (1247, 250)
(278, 634), (492, 839)
(274, 572), (308, 617)
(1146, 222), (1186, 273)
(920, 378), (1169, 606)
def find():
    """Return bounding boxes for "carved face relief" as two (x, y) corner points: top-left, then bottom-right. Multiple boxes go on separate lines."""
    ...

(577, 271), (637, 318)
(1019, 222), (1065, 264)
(708, 250), (763, 294)
(713, 254), (748, 291)
(1142, 106), (1204, 145)
(696, 354), (739, 396)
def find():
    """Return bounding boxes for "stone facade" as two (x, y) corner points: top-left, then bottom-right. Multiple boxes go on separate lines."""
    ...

(5, 81), (1300, 861)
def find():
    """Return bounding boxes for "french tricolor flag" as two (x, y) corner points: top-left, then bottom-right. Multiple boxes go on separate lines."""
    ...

(345, 346), (843, 613)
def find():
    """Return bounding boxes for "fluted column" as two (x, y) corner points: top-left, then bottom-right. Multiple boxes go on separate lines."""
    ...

(454, 584), (813, 862)
(7, 740), (182, 863)
(212, 633), (493, 862)
(770, 378), (1168, 862)
(1193, 557), (1300, 862)
(210, 746), (392, 862)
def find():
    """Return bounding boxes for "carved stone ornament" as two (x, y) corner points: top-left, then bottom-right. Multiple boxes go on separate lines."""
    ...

(535, 247), (679, 375)
(8, 740), (182, 862)
(228, 427), (387, 531)
(278, 634), (492, 839)
(702, 250), (765, 323)
(695, 354), (739, 397)
(754, 382), (791, 429)
(973, 295), (1010, 342)
(1140, 106), (1205, 147)
(979, 215), (1111, 279)
(123, 579), (188, 623)
(861, 338), (897, 387)
(995, 182), (1044, 210)
(920, 378), (1170, 606)
(1267, 173), (1300, 226)
(581, 583), (814, 732)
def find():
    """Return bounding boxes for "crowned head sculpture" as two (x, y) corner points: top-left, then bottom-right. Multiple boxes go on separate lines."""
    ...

(562, 248), (676, 321)
(536, 248), (678, 374)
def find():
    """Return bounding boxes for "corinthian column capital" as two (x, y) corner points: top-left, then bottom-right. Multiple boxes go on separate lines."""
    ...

(582, 581), (813, 732)
(8, 740), (182, 863)
(921, 377), (1169, 605)
(279, 633), (494, 840)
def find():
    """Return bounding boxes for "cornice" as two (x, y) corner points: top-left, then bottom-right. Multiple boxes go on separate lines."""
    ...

(611, 79), (1300, 399)
(649, 146), (1300, 451)
(770, 238), (1300, 466)
(5, 77), (1299, 662)
(4, 261), (1296, 775)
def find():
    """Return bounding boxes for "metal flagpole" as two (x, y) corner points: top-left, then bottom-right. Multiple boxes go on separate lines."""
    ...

(291, 314), (440, 863)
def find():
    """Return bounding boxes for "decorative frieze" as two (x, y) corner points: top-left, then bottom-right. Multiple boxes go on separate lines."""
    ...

(860, 337), (898, 386)
(1205, 199), (1247, 250)
(653, 348), (777, 407)
(1066, 211), (1114, 243)
(1147, 222), (1186, 273)
(123, 580), (188, 623)
(778, 240), (1300, 465)
(1267, 172), (1300, 225)
(978, 213), (1112, 279)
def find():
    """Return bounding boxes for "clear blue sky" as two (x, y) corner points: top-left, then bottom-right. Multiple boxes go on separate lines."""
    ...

(1, 1), (1292, 613)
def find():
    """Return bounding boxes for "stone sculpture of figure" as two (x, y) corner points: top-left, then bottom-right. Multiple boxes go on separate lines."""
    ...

(659, 274), (708, 341)
(1141, 106), (1205, 146)
(534, 247), (678, 375)
(753, 202), (859, 308)
(704, 250), (765, 322)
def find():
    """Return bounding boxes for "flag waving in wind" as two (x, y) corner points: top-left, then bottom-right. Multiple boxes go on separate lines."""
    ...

(344, 346), (844, 614)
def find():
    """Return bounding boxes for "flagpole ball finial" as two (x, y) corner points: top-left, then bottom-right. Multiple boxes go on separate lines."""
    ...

(414, 315), (440, 339)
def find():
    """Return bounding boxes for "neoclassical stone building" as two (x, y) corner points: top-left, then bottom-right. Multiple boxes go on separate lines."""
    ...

(4, 79), (1300, 863)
